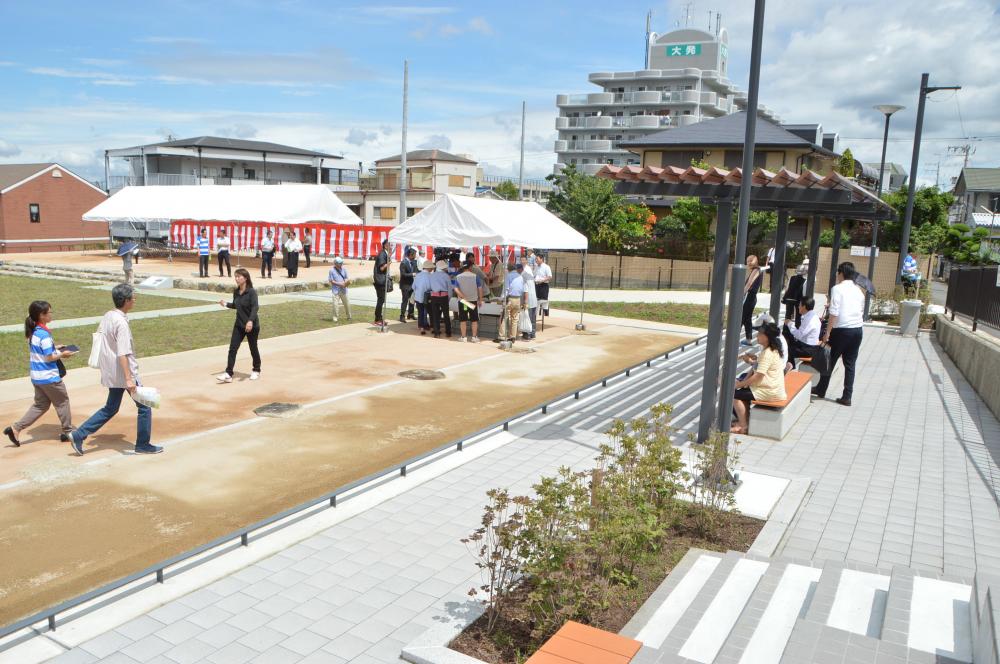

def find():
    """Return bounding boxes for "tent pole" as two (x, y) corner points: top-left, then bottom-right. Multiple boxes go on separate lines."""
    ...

(578, 250), (585, 327)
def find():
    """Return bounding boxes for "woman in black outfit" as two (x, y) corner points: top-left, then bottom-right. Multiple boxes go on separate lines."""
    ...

(215, 268), (261, 383)
(741, 254), (763, 344)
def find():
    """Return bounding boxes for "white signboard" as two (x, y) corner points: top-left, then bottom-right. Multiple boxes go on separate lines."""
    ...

(850, 246), (879, 257)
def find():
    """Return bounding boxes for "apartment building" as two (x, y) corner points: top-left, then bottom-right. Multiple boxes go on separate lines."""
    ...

(555, 26), (781, 175)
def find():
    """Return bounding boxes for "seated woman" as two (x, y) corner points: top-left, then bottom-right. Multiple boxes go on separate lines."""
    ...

(732, 322), (786, 434)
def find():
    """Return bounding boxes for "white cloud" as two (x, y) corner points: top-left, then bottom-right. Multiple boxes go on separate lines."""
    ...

(78, 58), (126, 68)
(345, 128), (379, 146)
(431, 16), (494, 38)
(0, 139), (21, 157)
(216, 124), (258, 139)
(28, 67), (138, 86)
(417, 134), (453, 150)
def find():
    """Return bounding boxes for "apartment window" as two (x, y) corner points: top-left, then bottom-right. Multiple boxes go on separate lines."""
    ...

(28, 203), (40, 223)
(244, 168), (256, 180)
(569, 158), (578, 165)
(374, 206), (396, 220)
(683, 110), (692, 115)
(221, 167), (233, 178)
(684, 85), (693, 90)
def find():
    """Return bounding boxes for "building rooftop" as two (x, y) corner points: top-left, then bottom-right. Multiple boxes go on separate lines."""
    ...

(955, 167), (1000, 192)
(113, 136), (340, 159)
(620, 112), (837, 156)
(376, 149), (477, 165)
(0, 163), (57, 191)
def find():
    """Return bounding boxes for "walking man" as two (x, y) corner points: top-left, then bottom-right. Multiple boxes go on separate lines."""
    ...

(259, 229), (275, 279)
(328, 257), (351, 323)
(373, 239), (390, 325)
(813, 262), (865, 406)
(398, 248), (418, 322)
(197, 228), (210, 278)
(71, 284), (162, 455)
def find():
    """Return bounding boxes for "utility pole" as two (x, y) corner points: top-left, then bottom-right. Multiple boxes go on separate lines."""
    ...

(400, 60), (408, 224)
(897, 73), (961, 284)
(948, 143), (975, 171)
(518, 101), (526, 201)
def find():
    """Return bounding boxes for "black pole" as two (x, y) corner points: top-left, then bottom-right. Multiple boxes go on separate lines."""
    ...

(718, 0), (766, 435)
(828, 218), (843, 294)
(866, 112), (892, 317)
(769, 209), (789, 320)
(805, 214), (822, 297)
(698, 200), (734, 443)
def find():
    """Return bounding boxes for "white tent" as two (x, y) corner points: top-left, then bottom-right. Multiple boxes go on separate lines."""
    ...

(387, 194), (587, 250)
(83, 184), (362, 225)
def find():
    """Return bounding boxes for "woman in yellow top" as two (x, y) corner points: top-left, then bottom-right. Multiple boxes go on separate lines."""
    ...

(731, 322), (786, 434)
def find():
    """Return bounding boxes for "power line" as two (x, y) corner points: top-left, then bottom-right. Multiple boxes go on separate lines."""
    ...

(841, 135), (1000, 141)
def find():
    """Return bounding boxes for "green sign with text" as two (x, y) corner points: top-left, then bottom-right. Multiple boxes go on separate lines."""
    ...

(665, 43), (702, 56)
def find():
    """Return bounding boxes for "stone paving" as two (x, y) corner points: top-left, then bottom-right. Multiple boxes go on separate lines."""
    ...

(32, 325), (1000, 662)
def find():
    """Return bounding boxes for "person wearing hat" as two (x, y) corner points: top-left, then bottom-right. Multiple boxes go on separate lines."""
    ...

(501, 262), (526, 343)
(411, 260), (435, 334)
(327, 257), (351, 323)
(427, 260), (453, 338)
(487, 250), (506, 300)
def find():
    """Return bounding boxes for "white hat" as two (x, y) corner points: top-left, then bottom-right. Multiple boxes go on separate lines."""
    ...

(334, 256), (344, 264)
(435, 260), (447, 270)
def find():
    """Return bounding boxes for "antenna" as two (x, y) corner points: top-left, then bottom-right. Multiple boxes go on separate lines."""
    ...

(682, 1), (693, 27)
(716, 12), (721, 36)
(708, 10), (712, 31)
(645, 9), (652, 69)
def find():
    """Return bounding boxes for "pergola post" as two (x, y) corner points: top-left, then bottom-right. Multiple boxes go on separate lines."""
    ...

(864, 218), (880, 319)
(768, 209), (789, 320)
(805, 214), (822, 297)
(827, 217), (844, 294)
(698, 200), (734, 443)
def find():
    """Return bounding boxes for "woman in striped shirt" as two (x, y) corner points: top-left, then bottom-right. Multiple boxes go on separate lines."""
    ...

(4, 301), (77, 447)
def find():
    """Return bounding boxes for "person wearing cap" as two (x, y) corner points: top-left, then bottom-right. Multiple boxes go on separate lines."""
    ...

(398, 247), (418, 322)
(501, 263), (526, 343)
(487, 250), (506, 300)
(428, 260), (453, 338)
(412, 260), (434, 334)
(454, 260), (484, 342)
(327, 257), (351, 323)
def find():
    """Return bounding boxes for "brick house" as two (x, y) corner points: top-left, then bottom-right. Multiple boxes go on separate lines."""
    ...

(0, 163), (108, 253)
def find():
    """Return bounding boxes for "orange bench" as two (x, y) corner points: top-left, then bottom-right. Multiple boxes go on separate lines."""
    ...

(526, 621), (643, 664)
(748, 370), (813, 439)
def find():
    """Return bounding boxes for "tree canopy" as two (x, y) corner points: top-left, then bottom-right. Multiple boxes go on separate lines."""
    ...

(546, 165), (652, 251)
(493, 180), (519, 201)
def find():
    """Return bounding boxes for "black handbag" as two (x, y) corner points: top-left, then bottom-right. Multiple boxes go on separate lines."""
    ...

(57, 359), (67, 378)
(385, 276), (394, 293)
(810, 344), (832, 376)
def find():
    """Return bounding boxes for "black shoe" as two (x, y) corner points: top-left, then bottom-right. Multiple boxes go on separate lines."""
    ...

(835, 398), (852, 407)
(399, 316), (406, 323)
(135, 445), (164, 455)
(810, 389), (823, 398)
(3, 426), (20, 447)
(60, 433), (71, 443)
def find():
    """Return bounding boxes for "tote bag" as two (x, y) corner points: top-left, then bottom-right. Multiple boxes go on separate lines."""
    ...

(87, 331), (104, 369)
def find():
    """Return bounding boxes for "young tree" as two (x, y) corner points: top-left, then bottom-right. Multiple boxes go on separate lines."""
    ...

(546, 165), (651, 251)
(656, 197), (714, 241)
(837, 148), (855, 177)
(877, 186), (955, 251)
(494, 180), (520, 200)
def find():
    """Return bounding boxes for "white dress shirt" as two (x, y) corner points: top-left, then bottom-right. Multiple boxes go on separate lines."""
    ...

(787, 309), (821, 345)
(828, 280), (865, 329)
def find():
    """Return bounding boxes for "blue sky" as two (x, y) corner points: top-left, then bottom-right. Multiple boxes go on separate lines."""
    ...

(1, 1), (997, 186)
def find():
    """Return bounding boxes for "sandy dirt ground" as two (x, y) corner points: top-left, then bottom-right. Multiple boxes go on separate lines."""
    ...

(5, 251), (377, 290)
(0, 315), (690, 625)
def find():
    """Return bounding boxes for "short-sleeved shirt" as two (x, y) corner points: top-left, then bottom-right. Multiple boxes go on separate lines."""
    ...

(98, 309), (140, 389)
(752, 347), (786, 403)
(506, 271), (525, 297)
(428, 270), (452, 294)
(285, 239), (302, 253)
(902, 255), (919, 278)
(828, 280), (865, 329)
(29, 326), (60, 385)
(328, 266), (349, 294)
(197, 236), (210, 256)
(534, 262), (552, 283)
(260, 237), (275, 252)
(412, 270), (431, 303)
(454, 271), (482, 301)
(216, 236), (231, 252)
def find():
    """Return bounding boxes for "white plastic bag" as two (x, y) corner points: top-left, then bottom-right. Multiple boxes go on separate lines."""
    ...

(133, 386), (161, 409)
(87, 331), (103, 369)
(518, 310), (533, 334)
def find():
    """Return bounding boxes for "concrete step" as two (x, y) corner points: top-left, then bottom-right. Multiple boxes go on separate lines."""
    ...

(903, 570), (973, 662)
(823, 565), (890, 639)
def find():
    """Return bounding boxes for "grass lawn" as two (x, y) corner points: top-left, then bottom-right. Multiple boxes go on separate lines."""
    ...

(0, 301), (375, 381)
(553, 301), (714, 329)
(0, 275), (201, 326)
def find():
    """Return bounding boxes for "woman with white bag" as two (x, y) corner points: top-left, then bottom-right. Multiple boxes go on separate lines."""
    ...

(4, 300), (77, 447)
(520, 250), (538, 340)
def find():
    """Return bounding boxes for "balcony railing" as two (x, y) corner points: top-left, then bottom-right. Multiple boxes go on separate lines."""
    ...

(108, 172), (358, 190)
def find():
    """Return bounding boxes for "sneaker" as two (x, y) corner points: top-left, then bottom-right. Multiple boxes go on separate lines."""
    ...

(216, 373), (233, 383)
(458, 337), (467, 342)
(470, 336), (480, 343)
(250, 371), (260, 381)
(135, 445), (164, 455)
(70, 432), (84, 456)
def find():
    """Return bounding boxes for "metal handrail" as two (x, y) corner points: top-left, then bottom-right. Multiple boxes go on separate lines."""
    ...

(0, 334), (706, 642)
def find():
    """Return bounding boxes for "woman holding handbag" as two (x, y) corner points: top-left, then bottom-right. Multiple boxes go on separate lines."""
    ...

(5, 300), (76, 447)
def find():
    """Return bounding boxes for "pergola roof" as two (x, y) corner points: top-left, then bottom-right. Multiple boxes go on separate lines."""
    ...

(595, 164), (896, 219)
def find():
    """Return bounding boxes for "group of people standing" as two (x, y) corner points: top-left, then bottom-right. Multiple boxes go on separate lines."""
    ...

(191, 227), (314, 280)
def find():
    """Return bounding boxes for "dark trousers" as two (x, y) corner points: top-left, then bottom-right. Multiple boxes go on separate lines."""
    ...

(199, 255), (209, 277)
(524, 306), (537, 339)
(286, 252), (299, 277)
(429, 295), (451, 335)
(814, 327), (863, 399)
(784, 302), (802, 326)
(260, 251), (273, 277)
(742, 294), (757, 340)
(225, 323), (261, 376)
(374, 283), (387, 321)
(781, 326), (818, 367)
(303, 245), (311, 268)
(416, 301), (429, 329)
(400, 285), (414, 319)
(218, 251), (231, 276)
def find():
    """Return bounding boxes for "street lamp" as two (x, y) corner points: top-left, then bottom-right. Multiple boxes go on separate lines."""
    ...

(865, 104), (904, 319)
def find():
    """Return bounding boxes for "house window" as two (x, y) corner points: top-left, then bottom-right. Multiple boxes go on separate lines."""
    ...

(724, 151), (768, 170)
(448, 175), (471, 188)
(244, 168), (256, 180)
(406, 207), (423, 217)
(221, 167), (233, 178)
(374, 206), (396, 221)
(29, 203), (40, 223)
(661, 151), (705, 168)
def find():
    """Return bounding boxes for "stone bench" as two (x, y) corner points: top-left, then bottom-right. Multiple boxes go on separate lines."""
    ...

(748, 370), (812, 440)
(526, 621), (642, 664)
(795, 355), (821, 386)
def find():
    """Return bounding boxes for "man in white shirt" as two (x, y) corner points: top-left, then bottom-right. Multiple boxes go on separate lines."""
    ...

(259, 230), (275, 279)
(284, 231), (302, 278)
(813, 262), (866, 406)
(533, 253), (552, 315)
(782, 296), (821, 366)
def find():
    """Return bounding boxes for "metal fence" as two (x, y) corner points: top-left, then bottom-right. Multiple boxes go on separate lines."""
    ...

(946, 265), (1000, 332)
(0, 335), (707, 644)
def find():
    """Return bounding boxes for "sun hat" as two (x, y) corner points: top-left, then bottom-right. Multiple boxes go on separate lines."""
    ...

(436, 260), (447, 270)
(334, 256), (344, 264)
(422, 260), (435, 269)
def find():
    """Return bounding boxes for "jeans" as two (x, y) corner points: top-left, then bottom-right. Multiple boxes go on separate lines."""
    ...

(260, 251), (273, 277)
(374, 283), (387, 322)
(199, 255), (209, 277)
(225, 323), (261, 376)
(814, 327), (863, 399)
(76, 388), (152, 450)
(416, 302), (429, 329)
(218, 251), (231, 276)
